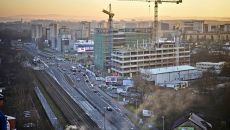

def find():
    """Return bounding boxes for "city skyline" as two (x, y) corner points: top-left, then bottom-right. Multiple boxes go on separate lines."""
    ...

(0, 0), (230, 21)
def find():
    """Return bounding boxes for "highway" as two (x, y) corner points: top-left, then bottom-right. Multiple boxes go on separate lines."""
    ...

(24, 44), (137, 130)
(35, 70), (99, 129)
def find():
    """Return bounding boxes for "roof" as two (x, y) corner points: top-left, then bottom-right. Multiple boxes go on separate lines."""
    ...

(196, 62), (225, 65)
(140, 65), (196, 75)
(171, 113), (212, 130)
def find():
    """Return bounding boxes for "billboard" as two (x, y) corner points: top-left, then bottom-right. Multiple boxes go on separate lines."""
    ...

(77, 44), (93, 52)
(105, 76), (117, 83)
(142, 109), (152, 117)
(122, 79), (134, 86)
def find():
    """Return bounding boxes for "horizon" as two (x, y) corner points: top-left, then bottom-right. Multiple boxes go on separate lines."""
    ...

(1, 0), (230, 22)
(1, 14), (230, 22)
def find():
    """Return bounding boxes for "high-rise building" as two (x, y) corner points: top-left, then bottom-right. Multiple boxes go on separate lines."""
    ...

(49, 23), (58, 49)
(57, 26), (72, 52)
(80, 21), (91, 40)
(31, 24), (42, 43)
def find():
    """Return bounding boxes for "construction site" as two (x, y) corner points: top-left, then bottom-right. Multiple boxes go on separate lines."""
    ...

(93, 0), (184, 76)
(1, 0), (230, 130)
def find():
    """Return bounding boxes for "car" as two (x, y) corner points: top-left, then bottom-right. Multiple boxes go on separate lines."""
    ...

(77, 78), (80, 81)
(93, 90), (98, 93)
(85, 79), (89, 82)
(106, 107), (113, 111)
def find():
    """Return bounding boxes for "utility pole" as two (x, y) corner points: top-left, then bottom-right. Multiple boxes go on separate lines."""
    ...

(104, 107), (106, 130)
(162, 116), (165, 130)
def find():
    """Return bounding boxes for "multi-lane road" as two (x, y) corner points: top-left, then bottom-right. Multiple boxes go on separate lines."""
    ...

(24, 44), (137, 130)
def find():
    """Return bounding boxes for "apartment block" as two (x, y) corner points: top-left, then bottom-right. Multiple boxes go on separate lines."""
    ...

(111, 42), (190, 77)
(49, 23), (58, 49)
(31, 24), (43, 43)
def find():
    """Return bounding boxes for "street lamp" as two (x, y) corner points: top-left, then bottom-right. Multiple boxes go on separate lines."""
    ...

(104, 107), (106, 130)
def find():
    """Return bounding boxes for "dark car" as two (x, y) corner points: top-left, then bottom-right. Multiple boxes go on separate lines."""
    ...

(106, 107), (113, 111)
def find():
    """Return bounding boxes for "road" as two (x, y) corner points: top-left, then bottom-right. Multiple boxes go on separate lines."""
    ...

(24, 44), (137, 130)
(35, 69), (99, 129)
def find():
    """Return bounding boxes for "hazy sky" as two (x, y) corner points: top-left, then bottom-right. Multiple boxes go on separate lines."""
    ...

(0, 0), (229, 20)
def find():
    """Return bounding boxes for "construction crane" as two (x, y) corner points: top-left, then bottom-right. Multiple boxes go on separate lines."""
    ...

(119, 0), (182, 46)
(102, 4), (114, 68)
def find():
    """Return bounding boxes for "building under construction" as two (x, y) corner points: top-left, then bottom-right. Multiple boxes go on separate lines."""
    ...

(111, 42), (190, 77)
(93, 28), (151, 70)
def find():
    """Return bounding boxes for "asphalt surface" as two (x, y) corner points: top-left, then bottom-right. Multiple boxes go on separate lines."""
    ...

(24, 44), (137, 130)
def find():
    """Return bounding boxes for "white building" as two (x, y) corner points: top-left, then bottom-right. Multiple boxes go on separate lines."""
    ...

(73, 40), (94, 53)
(196, 62), (225, 74)
(140, 65), (202, 87)
(31, 24), (42, 42)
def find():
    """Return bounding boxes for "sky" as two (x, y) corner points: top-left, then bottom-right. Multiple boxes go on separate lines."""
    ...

(0, 0), (229, 20)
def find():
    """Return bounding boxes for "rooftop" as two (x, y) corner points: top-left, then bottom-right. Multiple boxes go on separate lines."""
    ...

(171, 113), (212, 130)
(140, 65), (196, 74)
(196, 62), (225, 65)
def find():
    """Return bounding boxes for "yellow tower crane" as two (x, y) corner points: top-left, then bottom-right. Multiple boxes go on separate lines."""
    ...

(102, 4), (114, 67)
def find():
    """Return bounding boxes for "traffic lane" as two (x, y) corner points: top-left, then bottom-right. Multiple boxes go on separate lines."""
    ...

(48, 67), (108, 129)
(84, 71), (139, 123)
(70, 75), (119, 129)
(73, 75), (134, 130)
(56, 63), (135, 129)
(72, 75), (123, 127)
(27, 48), (135, 129)
(57, 68), (121, 130)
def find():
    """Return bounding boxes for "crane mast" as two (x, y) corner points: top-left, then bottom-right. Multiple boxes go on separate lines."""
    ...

(103, 4), (114, 68)
(119, 0), (182, 46)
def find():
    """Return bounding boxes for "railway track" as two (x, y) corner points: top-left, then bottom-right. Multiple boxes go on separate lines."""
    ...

(35, 70), (99, 130)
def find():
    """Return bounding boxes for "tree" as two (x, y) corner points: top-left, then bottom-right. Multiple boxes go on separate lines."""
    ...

(221, 62), (230, 77)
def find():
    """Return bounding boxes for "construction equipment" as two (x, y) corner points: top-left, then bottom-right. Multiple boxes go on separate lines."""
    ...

(102, 4), (114, 67)
(119, 0), (182, 46)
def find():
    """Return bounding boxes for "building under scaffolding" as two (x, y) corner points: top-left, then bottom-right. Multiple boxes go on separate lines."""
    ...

(93, 28), (151, 70)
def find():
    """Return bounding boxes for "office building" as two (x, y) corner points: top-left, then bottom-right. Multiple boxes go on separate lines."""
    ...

(57, 26), (72, 52)
(49, 23), (58, 49)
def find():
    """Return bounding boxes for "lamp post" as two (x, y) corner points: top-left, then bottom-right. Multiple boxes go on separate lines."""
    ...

(104, 107), (106, 130)
(162, 116), (165, 130)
